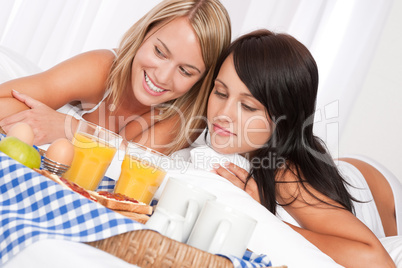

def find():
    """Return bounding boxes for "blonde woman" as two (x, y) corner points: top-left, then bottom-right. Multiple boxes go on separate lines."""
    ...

(0, 0), (231, 155)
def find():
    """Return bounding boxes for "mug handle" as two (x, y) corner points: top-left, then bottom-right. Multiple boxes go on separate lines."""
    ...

(207, 220), (231, 254)
(145, 207), (169, 233)
(183, 199), (199, 238)
(165, 218), (178, 239)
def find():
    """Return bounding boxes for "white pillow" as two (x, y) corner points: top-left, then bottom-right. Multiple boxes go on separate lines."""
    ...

(380, 236), (402, 267)
(0, 46), (41, 83)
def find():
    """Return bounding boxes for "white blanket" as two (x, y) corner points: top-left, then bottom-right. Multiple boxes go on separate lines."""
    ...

(157, 165), (402, 267)
(154, 166), (343, 268)
(153, 142), (402, 267)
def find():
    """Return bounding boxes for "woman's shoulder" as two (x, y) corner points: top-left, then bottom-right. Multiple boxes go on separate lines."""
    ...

(275, 164), (343, 209)
(62, 49), (116, 69)
(274, 163), (300, 184)
(83, 49), (117, 60)
(42, 49), (117, 101)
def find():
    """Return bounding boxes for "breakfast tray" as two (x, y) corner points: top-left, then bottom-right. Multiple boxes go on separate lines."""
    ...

(0, 126), (285, 268)
(86, 229), (287, 268)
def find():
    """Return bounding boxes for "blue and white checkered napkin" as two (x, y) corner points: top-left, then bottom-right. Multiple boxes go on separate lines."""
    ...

(0, 151), (271, 268)
(97, 176), (116, 191)
(0, 152), (144, 266)
(224, 251), (272, 268)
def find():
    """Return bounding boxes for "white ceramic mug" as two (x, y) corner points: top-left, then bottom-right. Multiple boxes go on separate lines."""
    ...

(145, 207), (184, 242)
(187, 200), (257, 258)
(152, 177), (216, 243)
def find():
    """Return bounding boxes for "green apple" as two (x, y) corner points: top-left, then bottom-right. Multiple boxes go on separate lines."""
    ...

(0, 136), (41, 169)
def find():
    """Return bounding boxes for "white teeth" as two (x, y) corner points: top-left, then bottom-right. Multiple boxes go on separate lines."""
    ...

(145, 73), (164, 93)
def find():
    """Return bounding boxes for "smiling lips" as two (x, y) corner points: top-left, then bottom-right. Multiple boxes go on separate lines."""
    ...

(213, 124), (235, 136)
(143, 72), (167, 96)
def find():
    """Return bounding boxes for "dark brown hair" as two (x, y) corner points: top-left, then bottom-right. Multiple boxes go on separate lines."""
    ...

(211, 29), (356, 214)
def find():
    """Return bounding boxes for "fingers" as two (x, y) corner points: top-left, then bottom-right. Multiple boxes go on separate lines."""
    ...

(243, 177), (261, 203)
(12, 89), (43, 109)
(213, 164), (246, 189)
(223, 162), (250, 182)
(1, 92), (47, 133)
(212, 162), (261, 203)
(212, 162), (249, 187)
(0, 112), (29, 133)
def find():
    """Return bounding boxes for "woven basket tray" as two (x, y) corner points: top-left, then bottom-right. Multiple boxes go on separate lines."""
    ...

(86, 229), (286, 268)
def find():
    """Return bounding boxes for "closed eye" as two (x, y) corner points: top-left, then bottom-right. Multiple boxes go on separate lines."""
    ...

(179, 66), (191, 77)
(213, 90), (227, 98)
(242, 103), (257, 112)
(154, 46), (165, 58)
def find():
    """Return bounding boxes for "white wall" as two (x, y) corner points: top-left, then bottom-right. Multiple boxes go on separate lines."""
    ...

(340, 0), (402, 183)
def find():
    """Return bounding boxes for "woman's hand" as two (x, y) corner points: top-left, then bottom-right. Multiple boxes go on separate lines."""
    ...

(212, 162), (261, 203)
(0, 90), (76, 145)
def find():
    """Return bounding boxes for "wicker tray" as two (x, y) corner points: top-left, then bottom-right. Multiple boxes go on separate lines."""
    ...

(86, 229), (287, 268)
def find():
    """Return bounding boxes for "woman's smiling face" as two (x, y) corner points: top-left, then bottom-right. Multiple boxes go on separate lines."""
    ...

(130, 17), (206, 107)
(207, 54), (272, 156)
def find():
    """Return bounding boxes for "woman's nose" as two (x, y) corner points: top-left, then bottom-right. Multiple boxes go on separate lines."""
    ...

(217, 100), (238, 122)
(154, 63), (175, 86)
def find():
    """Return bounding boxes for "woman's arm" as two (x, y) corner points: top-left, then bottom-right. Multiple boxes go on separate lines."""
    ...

(215, 163), (395, 268)
(276, 171), (395, 268)
(0, 49), (115, 144)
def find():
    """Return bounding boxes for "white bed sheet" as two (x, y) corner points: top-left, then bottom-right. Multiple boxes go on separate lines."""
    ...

(154, 168), (344, 268)
(158, 168), (402, 267)
(381, 236), (402, 267)
(3, 239), (139, 268)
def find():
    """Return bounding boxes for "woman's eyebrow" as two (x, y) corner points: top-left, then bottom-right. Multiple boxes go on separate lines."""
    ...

(215, 78), (228, 89)
(240, 92), (254, 97)
(216, 78), (254, 98)
(157, 38), (202, 74)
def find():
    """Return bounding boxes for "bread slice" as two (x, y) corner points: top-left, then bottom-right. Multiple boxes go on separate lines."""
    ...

(89, 191), (153, 215)
(114, 210), (150, 224)
(35, 168), (67, 186)
(34, 168), (97, 201)
(34, 168), (153, 215)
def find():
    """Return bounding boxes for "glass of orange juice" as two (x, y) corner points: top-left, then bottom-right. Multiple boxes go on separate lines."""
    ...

(64, 120), (122, 191)
(114, 141), (169, 205)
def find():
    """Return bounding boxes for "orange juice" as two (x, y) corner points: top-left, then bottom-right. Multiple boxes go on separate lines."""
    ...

(64, 132), (117, 190)
(114, 155), (166, 204)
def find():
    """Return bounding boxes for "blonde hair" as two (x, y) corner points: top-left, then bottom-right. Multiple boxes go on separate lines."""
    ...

(107, 0), (231, 155)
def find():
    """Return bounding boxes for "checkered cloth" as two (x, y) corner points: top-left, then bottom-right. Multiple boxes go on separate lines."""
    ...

(228, 251), (272, 268)
(0, 151), (143, 266)
(0, 150), (271, 267)
(97, 176), (116, 192)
